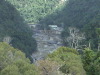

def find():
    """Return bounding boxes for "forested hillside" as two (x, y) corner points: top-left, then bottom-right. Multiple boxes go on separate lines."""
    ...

(7, 0), (63, 23)
(0, 0), (100, 75)
(40, 0), (100, 50)
(0, 0), (37, 60)
(0, 42), (39, 75)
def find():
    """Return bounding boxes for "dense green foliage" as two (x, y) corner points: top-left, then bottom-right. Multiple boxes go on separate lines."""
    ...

(82, 48), (100, 75)
(40, 0), (100, 50)
(0, 0), (37, 59)
(33, 47), (100, 75)
(7, 0), (62, 23)
(47, 47), (86, 75)
(0, 42), (39, 75)
(41, 0), (100, 26)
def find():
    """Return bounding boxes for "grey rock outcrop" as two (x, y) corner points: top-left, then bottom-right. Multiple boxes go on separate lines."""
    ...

(31, 25), (63, 62)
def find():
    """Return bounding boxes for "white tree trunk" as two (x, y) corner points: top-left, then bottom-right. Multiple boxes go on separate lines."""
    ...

(66, 27), (85, 49)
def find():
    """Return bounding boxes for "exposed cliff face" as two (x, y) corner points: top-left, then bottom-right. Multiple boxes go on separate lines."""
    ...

(31, 25), (63, 62)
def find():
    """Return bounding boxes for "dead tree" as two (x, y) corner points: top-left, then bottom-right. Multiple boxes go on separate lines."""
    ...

(65, 27), (85, 49)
